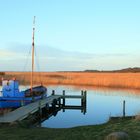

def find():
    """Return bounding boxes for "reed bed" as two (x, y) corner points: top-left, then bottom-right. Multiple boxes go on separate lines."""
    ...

(2, 72), (140, 90)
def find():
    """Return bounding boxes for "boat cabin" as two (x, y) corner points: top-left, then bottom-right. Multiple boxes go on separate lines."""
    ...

(2, 79), (24, 98)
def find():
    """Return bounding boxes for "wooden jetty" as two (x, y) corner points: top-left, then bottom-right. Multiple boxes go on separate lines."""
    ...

(0, 90), (87, 123)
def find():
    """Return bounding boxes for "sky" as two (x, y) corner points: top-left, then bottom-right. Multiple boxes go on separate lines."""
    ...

(0, 0), (140, 71)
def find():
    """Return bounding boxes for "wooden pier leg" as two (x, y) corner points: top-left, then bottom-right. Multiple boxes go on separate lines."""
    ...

(41, 94), (44, 99)
(83, 91), (87, 114)
(81, 90), (84, 96)
(81, 90), (84, 113)
(38, 101), (42, 118)
(63, 90), (65, 112)
(52, 90), (55, 95)
(58, 98), (61, 108)
(45, 103), (49, 117)
(62, 90), (65, 106)
(52, 99), (57, 110)
(46, 103), (49, 111)
(81, 90), (84, 104)
(123, 100), (126, 117)
(32, 96), (35, 102)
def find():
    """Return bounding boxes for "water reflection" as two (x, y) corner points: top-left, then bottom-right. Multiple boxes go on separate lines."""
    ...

(72, 85), (140, 97)
(34, 94), (87, 127)
(1, 85), (140, 128)
(41, 85), (140, 128)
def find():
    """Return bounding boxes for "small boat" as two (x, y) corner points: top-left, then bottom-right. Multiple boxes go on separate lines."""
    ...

(0, 17), (47, 108)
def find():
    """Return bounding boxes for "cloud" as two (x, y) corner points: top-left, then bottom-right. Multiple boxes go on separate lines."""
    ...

(0, 50), (14, 57)
(0, 49), (24, 61)
(0, 43), (138, 71)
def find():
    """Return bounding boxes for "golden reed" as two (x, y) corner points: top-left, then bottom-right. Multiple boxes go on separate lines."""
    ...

(2, 72), (140, 90)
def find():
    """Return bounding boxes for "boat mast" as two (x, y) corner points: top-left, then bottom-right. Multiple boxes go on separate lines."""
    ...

(31, 16), (35, 92)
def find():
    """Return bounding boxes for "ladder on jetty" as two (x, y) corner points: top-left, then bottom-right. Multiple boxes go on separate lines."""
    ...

(0, 90), (87, 123)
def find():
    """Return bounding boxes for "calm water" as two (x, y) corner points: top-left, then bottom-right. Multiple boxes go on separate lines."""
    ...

(41, 86), (140, 128)
(1, 85), (140, 128)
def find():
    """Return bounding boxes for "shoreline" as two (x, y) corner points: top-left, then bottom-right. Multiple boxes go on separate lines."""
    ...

(0, 116), (139, 140)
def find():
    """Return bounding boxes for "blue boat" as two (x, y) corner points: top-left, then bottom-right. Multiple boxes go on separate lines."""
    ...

(0, 79), (47, 108)
(0, 17), (47, 108)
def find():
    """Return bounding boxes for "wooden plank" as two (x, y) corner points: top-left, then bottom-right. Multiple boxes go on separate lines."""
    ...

(0, 95), (61, 123)
(62, 105), (83, 110)
(0, 94), (84, 123)
(61, 95), (83, 99)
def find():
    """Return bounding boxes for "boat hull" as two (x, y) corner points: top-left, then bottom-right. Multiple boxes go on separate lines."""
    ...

(24, 85), (47, 97)
(1, 81), (47, 108)
(0, 85), (47, 108)
(0, 95), (46, 108)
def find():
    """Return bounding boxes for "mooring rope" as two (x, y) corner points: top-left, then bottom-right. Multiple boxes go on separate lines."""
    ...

(21, 46), (32, 87)
(34, 46), (43, 85)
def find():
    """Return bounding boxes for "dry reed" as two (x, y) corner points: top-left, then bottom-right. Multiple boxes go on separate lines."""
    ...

(1, 72), (140, 90)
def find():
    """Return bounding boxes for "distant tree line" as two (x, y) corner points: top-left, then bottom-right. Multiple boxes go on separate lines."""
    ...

(84, 67), (140, 73)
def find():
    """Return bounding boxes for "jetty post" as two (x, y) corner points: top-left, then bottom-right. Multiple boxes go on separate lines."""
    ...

(81, 90), (84, 113)
(52, 90), (55, 95)
(81, 90), (84, 103)
(83, 91), (87, 114)
(58, 97), (61, 108)
(62, 90), (65, 106)
(62, 90), (65, 112)
(38, 100), (42, 118)
(52, 99), (57, 110)
(123, 100), (126, 117)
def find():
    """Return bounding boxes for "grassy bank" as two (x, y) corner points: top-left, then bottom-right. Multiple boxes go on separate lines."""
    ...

(0, 117), (139, 140)
(2, 72), (140, 90)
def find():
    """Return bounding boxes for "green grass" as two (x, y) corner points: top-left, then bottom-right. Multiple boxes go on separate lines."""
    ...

(0, 117), (140, 140)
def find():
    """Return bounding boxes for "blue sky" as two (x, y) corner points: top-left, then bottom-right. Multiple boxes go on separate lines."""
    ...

(0, 0), (140, 71)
